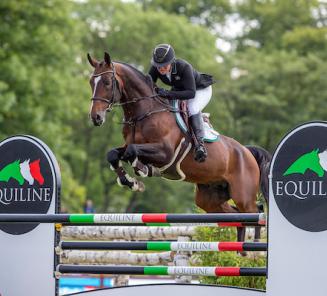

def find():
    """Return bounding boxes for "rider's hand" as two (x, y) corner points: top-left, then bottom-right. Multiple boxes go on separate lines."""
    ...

(156, 88), (172, 98)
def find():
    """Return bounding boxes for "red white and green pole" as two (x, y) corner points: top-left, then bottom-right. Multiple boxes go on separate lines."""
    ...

(0, 213), (266, 225)
(58, 241), (267, 252)
(56, 265), (267, 277)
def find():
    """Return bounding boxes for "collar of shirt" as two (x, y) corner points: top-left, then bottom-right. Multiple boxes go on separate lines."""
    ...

(165, 66), (173, 81)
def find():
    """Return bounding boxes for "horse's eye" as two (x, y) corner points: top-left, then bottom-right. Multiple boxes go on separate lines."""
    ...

(103, 80), (110, 86)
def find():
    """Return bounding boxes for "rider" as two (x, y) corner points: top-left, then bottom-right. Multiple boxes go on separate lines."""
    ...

(148, 43), (214, 162)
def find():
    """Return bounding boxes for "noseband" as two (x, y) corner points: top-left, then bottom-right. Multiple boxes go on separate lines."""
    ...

(91, 64), (121, 111)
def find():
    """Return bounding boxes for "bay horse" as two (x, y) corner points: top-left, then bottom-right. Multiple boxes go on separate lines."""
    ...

(87, 52), (271, 242)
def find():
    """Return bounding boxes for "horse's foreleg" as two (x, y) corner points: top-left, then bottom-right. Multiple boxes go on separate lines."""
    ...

(122, 143), (172, 178)
(118, 144), (152, 178)
(132, 158), (161, 178)
(107, 147), (145, 192)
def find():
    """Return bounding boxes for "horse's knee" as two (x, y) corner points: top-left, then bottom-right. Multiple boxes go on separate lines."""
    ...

(122, 144), (137, 163)
(107, 149), (121, 166)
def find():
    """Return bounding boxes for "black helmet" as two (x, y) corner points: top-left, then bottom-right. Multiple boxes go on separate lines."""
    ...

(151, 44), (175, 67)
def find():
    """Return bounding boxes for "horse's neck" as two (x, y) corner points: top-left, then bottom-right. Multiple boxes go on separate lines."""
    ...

(119, 66), (164, 119)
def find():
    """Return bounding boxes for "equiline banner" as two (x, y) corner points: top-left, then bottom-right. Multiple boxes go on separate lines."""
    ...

(0, 135), (60, 234)
(271, 121), (327, 232)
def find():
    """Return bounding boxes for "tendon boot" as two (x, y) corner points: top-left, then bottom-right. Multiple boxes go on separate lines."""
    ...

(189, 113), (208, 162)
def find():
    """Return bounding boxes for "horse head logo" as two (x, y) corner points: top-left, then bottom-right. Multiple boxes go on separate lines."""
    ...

(283, 149), (327, 178)
(0, 159), (44, 185)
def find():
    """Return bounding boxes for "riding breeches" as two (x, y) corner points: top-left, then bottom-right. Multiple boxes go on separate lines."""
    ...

(187, 86), (212, 116)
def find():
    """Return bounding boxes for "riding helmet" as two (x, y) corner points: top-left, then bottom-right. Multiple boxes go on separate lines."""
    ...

(151, 44), (175, 67)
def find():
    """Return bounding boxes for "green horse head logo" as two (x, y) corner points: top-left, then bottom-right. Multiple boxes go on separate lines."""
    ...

(284, 149), (327, 177)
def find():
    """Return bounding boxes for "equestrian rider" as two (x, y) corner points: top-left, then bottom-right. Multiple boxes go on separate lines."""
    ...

(148, 44), (214, 162)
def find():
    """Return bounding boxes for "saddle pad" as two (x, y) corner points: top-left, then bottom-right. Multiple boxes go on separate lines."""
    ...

(172, 100), (220, 143)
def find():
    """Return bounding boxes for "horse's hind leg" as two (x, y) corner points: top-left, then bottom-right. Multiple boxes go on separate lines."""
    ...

(229, 204), (246, 243)
(195, 183), (232, 213)
(228, 172), (260, 243)
(196, 184), (257, 249)
(195, 184), (247, 243)
(254, 204), (264, 241)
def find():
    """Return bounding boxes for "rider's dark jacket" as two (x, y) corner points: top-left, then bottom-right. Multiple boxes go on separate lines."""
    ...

(148, 58), (214, 100)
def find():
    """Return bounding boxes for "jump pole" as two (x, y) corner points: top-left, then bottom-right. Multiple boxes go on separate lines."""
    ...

(55, 265), (267, 277)
(57, 241), (267, 252)
(0, 212), (266, 224)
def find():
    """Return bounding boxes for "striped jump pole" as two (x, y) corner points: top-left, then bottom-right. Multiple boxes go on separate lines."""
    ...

(58, 241), (267, 252)
(0, 213), (266, 225)
(56, 265), (267, 277)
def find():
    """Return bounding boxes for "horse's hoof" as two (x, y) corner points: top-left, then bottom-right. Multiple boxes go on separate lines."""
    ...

(237, 251), (248, 257)
(132, 180), (145, 192)
(137, 181), (145, 192)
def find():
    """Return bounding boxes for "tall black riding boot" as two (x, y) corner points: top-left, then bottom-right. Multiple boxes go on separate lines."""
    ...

(189, 113), (208, 162)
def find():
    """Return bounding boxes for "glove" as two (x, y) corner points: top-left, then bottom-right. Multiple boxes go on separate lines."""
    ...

(156, 88), (172, 98)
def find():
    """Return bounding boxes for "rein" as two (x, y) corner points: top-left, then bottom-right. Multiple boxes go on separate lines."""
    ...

(91, 65), (183, 127)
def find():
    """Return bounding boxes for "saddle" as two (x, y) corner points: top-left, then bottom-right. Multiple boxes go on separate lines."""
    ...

(159, 100), (219, 180)
(172, 100), (219, 142)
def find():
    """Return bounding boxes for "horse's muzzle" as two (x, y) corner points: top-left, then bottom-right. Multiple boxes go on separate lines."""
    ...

(91, 111), (106, 126)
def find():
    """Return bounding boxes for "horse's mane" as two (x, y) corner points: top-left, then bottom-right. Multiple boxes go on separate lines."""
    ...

(117, 62), (154, 89)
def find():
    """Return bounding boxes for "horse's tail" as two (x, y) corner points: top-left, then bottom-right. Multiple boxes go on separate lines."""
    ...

(246, 145), (271, 204)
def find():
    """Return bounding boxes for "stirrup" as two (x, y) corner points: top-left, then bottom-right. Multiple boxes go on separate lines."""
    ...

(194, 144), (207, 163)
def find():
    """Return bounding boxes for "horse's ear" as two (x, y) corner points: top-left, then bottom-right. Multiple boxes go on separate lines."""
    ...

(104, 52), (111, 65)
(87, 53), (98, 68)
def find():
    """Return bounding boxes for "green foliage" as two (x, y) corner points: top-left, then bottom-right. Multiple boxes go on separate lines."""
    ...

(136, 0), (231, 28)
(282, 26), (327, 57)
(216, 48), (327, 150)
(0, 0), (87, 208)
(235, 0), (320, 50)
(194, 227), (266, 289)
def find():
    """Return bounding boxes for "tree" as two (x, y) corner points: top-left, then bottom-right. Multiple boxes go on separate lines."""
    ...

(235, 0), (321, 50)
(136, 0), (231, 28)
(0, 0), (87, 210)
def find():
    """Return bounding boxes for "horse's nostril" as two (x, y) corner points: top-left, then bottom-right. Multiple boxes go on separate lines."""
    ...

(96, 114), (102, 121)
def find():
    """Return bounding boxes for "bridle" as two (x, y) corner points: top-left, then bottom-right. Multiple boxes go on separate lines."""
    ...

(90, 63), (182, 126)
(90, 63), (121, 112)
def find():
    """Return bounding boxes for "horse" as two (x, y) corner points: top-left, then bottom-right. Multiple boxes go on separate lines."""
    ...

(87, 52), (271, 242)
